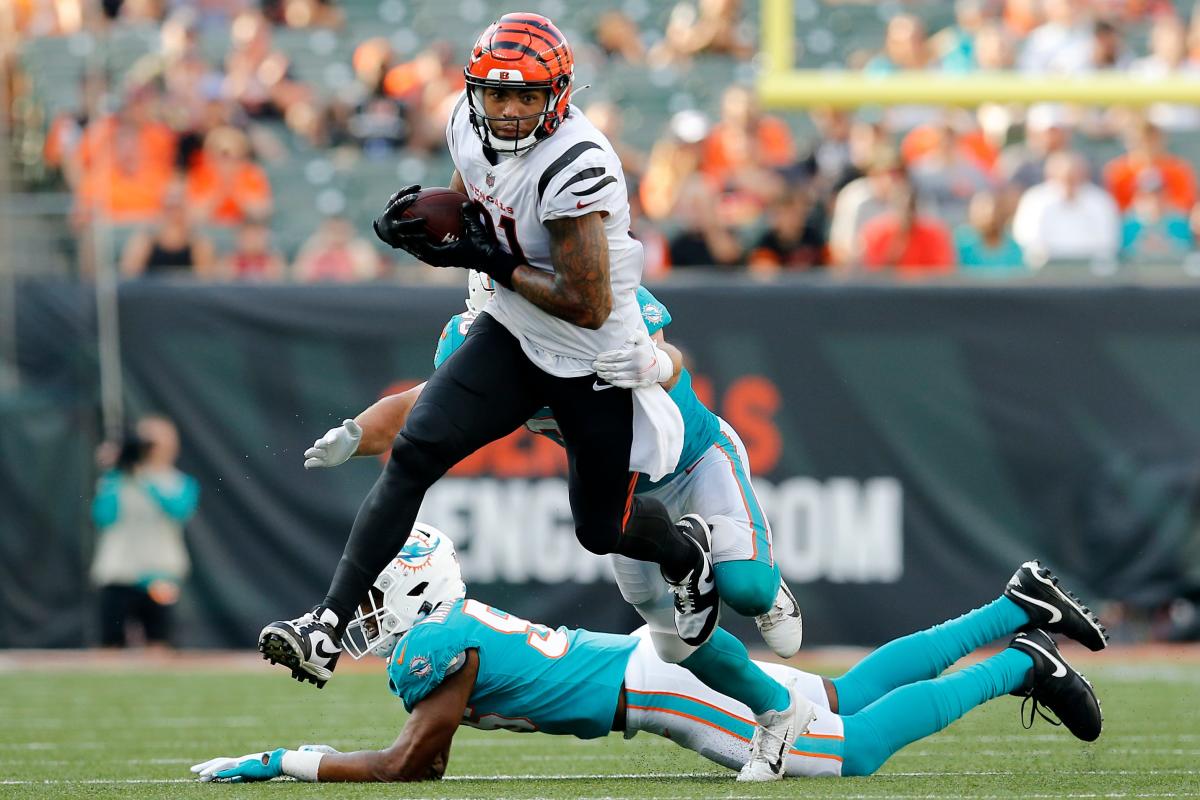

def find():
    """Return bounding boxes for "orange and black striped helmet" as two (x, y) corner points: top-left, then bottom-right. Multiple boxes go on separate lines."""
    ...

(464, 13), (574, 154)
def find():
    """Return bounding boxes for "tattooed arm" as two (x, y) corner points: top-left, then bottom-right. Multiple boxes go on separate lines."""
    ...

(510, 213), (613, 330)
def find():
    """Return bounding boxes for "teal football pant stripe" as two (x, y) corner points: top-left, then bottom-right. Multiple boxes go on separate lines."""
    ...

(681, 627), (791, 715)
(832, 596), (1030, 715)
(840, 648), (1034, 776)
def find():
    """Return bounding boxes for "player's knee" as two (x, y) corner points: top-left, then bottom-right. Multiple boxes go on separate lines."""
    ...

(574, 521), (620, 556)
(650, 630), (697, 664)
(386, 432), (448, 489)
(715, 561), (778, 617)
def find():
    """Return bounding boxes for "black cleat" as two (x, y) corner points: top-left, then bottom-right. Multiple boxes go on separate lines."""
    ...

(1005, 560), (1108, 651)
(258, 607), (342, 689)
(1009, 629), (1103, 742)
(665, 514), (720, 647)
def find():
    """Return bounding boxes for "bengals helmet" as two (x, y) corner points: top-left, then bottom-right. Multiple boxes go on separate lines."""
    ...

(464, 13), (574, 155)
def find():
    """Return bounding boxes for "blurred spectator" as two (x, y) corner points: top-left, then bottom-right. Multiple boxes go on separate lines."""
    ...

(43, 72), (110, 180)
(120, 185), (215, 278)
(906, 119), (997, 220)
(652, 0), (753, 64)
(1131, 16), (1200, 131)
(586, 102), (647, 182)
(1120, 169), (1194, 260)
(381, 41), (465, 152)
(294, 217), (385, 282)
(972, 23), (1018, 70)
(1018, 0), (1094, 74)
(667, 183), (744, 269)
(859, 185), (955, 275)
(747, 186), (827, 273)
(798, 107), (852, 193)
(829, 147), (909, 265)
(629, 191), (671, 281)
(218, 220), (286, 280)
(186, 126), (272, 225)
(261, 0), (343, 28)
(223, 10), (314, 132)
(1089, 20), (1132, 71)
(91, 416), (198, 649)
(641, 110), (713, 221)
(594, 10), (646, 64)
(1013, 150), (1120, 266)
(823, 118), (890, 197)
(954, 191), (1027, 272)
(701, 86), (795, 186)
(345, 96), (410, 158)
(1104, 119), (1197, 212)
(932, 0), (989, 72)
(998, 103), (1077, 192)
(1003, 0), (1044, 37)
(72, 83), (176, 190)
(74, 114), (174, 225)
(865, 15), (941, 130)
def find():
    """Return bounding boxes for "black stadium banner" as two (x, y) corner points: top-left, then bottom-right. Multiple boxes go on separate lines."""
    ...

(3, 279), (1200, 648)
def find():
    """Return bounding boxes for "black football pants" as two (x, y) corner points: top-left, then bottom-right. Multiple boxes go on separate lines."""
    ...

(323, 313), (692, 623)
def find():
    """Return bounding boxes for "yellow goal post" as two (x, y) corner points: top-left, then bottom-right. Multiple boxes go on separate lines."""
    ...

(757, 0), (1200, 108)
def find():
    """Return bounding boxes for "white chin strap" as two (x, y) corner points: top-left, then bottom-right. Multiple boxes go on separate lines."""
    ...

(470, 86), (546, 155)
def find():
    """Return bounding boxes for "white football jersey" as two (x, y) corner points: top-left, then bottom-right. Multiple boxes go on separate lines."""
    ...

(446, 93), (645, 377)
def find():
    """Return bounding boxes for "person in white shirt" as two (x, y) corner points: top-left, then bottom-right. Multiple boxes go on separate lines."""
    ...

(1012, 150), (1120, 267)
(1017, 0), (1094, 75)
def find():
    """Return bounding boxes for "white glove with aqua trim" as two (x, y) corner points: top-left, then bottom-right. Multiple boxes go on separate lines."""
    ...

(304, 419), (362, 469)
(592, 328), (673, 389)
(191, 749), (285, 783)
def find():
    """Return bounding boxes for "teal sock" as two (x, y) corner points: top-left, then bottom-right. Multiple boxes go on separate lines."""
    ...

(833, 596), (1029, 715)
(841, 648), (1034, 776)
(680, 627), (790, 716)
(714, 559), (780, 617)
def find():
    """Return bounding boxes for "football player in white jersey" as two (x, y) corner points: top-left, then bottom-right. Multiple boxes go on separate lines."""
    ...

(257, 12), (800, 769)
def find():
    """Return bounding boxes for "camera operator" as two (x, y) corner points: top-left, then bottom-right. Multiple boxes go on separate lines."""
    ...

(91, 416), (199, 649)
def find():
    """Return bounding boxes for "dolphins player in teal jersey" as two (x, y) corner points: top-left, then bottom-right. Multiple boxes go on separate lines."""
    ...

(192, 526), (1106, 784)
(303, 272), (806, 779)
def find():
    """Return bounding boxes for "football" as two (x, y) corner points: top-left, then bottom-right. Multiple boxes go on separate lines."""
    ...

(402, 187), (469, 245)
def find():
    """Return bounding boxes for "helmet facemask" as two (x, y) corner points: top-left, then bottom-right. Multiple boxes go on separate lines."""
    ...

(464, 75), (570, 156)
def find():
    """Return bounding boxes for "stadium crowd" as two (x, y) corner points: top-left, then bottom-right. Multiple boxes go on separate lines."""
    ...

(6, 0), (1200, 280)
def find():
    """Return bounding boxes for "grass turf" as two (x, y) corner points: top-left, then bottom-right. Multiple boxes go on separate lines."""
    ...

(0, 657), (1196, 800)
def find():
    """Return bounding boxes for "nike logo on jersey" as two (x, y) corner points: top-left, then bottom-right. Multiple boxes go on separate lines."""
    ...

(592, 381), (614, 391)
(576, 199), (599, 210)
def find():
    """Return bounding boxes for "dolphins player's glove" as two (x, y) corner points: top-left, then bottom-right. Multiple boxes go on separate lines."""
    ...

(191, 749), (285, 782)
(393, 203), (519, 287)
(593, 328), (674, 389)
(304, 419), (362, 469)
(371, 184), (424, 249)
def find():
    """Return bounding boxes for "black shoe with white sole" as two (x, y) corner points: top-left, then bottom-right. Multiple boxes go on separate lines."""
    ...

(258, 607), (342, 688)
(1009, 629), (1103, 742)
(664, 514), (720, 647)
(1005, 560), (1108, 651)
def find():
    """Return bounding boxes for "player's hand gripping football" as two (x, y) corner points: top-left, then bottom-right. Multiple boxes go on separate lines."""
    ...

(191, 749), (285, 782)
(593, 328), (674, 389)
(371, 184), (423, 249)
(304, 419), (362, 469)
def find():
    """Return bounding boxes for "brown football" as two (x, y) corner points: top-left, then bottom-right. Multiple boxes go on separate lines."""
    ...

(400, 187), (469, 244)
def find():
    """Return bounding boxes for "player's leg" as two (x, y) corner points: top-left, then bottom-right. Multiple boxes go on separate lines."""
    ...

(547, 380), (718, 646)
(839, 629), (1102, 776)
(98, 585), (130, 648)
(611, 554), (791, 717)
(621, 631), (843, 778)
(833, 562), (1108, 715)
(684, 419), (802, 657)
(260, 315), (543, 686)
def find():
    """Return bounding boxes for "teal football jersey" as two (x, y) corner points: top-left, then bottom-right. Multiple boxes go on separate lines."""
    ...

(387, 598), (638, 739)
(429, 288), (720, 487)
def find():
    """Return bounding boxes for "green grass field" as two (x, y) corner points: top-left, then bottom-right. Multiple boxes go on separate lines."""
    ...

(1, 655), (1197, 800)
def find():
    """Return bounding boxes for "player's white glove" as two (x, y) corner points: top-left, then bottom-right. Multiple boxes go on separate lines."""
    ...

(191, 749), (284, 782)
(593, 328), (674, 389)
(303, 419), (363, 469)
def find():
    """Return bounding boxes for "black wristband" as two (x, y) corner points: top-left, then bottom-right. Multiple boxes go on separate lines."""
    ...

(482, 257), (518, 290)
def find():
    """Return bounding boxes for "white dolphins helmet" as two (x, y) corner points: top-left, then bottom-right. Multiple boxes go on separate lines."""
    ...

(465, 269), (495, 314)
(343, 523), (467, 659)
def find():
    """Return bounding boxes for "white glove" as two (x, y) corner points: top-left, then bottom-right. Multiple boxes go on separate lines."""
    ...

(593, 328), (674, 389)
(191, 749), (284, 782)
(303, 419), (363, 469)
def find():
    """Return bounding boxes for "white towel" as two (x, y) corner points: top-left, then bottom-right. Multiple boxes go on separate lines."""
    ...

(629, 384), (684, 482)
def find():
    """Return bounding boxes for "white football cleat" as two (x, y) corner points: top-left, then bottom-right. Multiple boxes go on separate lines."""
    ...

(756, 580), (803, 658)
(738, 680), (816, 782)
(258, 607), (342, 688)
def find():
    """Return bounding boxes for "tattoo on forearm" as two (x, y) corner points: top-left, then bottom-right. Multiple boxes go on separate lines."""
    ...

(514, 214), (612, 327)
